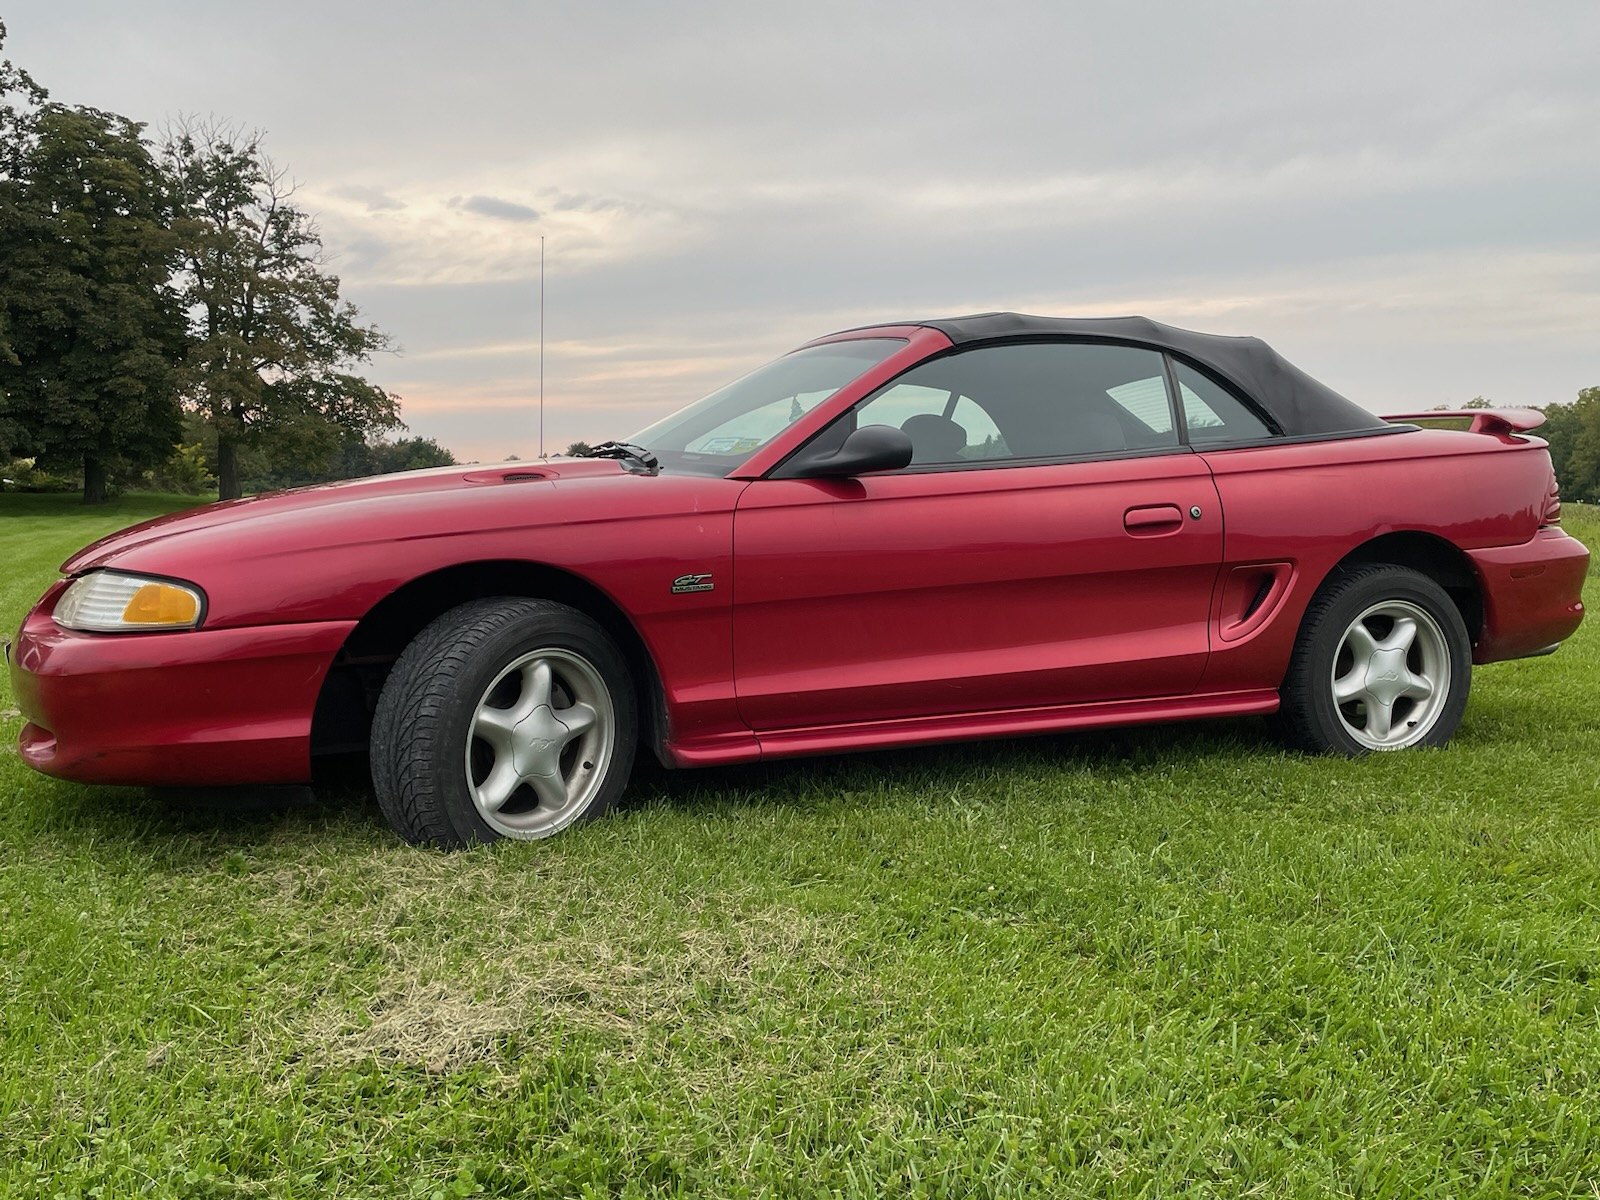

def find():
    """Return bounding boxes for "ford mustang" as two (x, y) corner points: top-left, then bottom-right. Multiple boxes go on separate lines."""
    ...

(7, 313), (1588, 847)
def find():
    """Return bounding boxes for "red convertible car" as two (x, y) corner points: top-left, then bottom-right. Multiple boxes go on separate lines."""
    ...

(8, 314), (1588, 847)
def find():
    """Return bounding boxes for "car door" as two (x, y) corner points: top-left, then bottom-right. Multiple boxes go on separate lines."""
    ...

(731, 340), (1225, 732)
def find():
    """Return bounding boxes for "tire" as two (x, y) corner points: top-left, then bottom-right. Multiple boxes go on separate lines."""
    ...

(370, 598), (637, 847)
(1277, 564), (1471, 755)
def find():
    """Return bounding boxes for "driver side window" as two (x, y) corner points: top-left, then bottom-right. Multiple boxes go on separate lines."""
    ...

(844, 341), (1178, 469)
(855, 384), (1010, 465)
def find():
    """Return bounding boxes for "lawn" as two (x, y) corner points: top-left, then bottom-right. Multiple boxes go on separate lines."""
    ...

(2, 491), (1598, 1198)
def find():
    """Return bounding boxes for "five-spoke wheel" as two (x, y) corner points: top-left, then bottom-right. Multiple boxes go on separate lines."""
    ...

(1279, 564), (1471, 755)
(466, 648), (615, 838)
(1329, 599), (1452, 749)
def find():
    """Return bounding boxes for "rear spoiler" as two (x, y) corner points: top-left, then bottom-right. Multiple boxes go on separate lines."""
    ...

(1385, 408), (1546, 436)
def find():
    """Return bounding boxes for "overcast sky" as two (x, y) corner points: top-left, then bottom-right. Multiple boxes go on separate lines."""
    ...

(7, 1), (1598, 460)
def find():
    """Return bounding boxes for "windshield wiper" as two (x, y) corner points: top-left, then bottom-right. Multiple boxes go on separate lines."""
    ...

(574, 441), (660, 472)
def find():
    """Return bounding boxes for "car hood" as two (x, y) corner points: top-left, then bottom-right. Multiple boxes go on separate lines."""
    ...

(60, 458), (636, 574)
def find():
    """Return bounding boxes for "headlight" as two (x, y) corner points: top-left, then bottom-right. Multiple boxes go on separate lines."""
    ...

(52, 571), (205, 632)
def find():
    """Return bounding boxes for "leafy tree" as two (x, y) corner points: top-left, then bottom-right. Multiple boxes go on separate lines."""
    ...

(0, 103), (185, 502)
(148, 442), (216, 495)
(1541, 387), (1600, 505)
(312, 433), (454, 485)
(0, 20), (41, 167)
(163, 121), (400, 500)
(0, 19), (46, 461)
(1540, 398), (1578, 493)
(371, 435), (456, 474)
(565, 441), (594, 457)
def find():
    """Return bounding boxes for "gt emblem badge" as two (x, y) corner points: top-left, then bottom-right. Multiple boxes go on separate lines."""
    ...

(671, 573), (715, 594)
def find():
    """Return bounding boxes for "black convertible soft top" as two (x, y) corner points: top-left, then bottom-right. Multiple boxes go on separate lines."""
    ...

(836, 312), (1388, 438)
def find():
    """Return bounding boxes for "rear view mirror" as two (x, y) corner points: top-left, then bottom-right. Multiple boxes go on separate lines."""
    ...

(787, 424), (914, 479)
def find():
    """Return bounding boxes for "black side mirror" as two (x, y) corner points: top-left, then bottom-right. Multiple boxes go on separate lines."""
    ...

(787, 424), (914, 479)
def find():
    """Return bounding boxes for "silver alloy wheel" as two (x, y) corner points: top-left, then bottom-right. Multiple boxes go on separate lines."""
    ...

(1329, 599), (1452, 750)
(464, 647), (615, 839)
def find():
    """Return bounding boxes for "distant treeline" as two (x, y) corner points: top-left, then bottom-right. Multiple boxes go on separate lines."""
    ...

(239, 434), (457, 493)
(1535, 389), (1600, 505)
(3, 428), (455, 497)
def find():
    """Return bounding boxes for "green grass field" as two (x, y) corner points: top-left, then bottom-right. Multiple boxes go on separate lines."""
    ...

(2, 492), (1598, 1198)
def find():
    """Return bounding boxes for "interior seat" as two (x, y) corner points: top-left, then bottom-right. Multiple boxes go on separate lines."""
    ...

(900, 413), (968, 463)
(1074, 408), (1128, 455)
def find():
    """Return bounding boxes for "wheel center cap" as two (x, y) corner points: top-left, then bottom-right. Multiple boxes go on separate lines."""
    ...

(1364, 647), (1409, 704)
(511, 705), (568, 777)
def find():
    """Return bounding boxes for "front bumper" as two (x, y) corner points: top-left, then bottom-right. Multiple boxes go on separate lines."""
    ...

(1468, 527), (1589, 664)
(9, 589), (356, 786)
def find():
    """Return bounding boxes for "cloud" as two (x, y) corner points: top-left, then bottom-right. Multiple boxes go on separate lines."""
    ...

(454, 194), (541, 223)
(547, 190), (627, 214)
(332, 184), (406, 213)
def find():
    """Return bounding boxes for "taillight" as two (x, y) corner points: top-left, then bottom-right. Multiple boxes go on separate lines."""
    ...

(1543, 475), (1562, 526)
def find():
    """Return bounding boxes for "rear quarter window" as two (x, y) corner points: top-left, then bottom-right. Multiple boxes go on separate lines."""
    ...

(1174, 361), (1275, 443)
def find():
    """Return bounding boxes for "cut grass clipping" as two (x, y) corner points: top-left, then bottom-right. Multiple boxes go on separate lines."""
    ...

(1, 491), (1597, 1197)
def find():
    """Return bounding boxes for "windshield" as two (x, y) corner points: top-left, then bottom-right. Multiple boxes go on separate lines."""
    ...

(626, 338), (906, 475)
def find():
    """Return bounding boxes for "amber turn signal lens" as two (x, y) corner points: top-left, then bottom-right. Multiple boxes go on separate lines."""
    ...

(122, 583), (200, 626)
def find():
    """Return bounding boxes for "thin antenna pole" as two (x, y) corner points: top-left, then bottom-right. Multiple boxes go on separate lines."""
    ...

(539, 236), (545, 458)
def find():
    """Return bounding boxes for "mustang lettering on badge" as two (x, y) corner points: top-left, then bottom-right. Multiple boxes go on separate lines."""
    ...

(671, 573), (714, 595)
